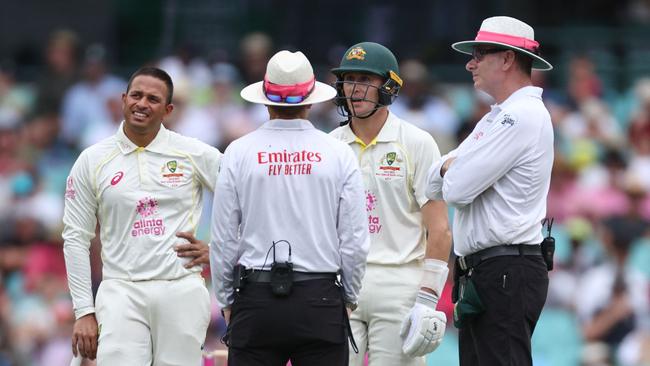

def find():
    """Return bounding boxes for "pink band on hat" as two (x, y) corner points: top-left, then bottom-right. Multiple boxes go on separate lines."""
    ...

(263, 74), (315, 98)
(475, 30), (539, 51)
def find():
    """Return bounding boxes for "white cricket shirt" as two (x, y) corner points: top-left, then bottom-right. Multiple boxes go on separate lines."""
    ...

(210, 119), (369, 308)
(63, 122), (222, 319)
(330, 112), (441, 264)
(426, 86), (554, 256)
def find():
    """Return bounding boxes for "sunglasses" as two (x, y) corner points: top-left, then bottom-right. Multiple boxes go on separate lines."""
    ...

(471, 48), (507, 61)
(263, 75), (315, 104)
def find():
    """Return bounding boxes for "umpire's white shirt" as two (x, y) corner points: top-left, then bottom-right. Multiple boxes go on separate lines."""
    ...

(330, 112), (441, 265)
(63, 122), (222, 319)
(426, 86), (554, 256)
(210, 119), (369, 309)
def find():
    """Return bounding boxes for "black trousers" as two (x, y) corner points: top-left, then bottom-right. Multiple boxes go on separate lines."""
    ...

(226, 279), (349, 366)
(458, 255), (548, 366)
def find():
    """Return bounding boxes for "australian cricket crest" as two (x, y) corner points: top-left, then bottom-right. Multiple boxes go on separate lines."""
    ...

(376, 151), (405, 180)
(346, 47), (366, 60)
(166, 160), (177, 173)
(160, 160), (186, 187)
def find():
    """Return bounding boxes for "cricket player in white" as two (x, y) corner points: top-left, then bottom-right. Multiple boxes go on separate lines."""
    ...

(330, 42), (452, 366)
(63, 67), (222, 365)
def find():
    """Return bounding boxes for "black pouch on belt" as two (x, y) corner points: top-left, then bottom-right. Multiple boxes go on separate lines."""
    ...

(541, 218), (555, 271)
(270, 261), (293, 296)
(453, 272), (485, 328)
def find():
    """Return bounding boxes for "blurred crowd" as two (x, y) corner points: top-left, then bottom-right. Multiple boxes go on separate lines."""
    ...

(0, 28), (649, 366)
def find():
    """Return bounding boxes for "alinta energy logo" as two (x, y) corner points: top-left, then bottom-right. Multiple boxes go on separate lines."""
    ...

(365, 190), (382, 234)
(366, 190), (377, 212)
(132, 197), (165, 237)
(65, 176), (76, 199)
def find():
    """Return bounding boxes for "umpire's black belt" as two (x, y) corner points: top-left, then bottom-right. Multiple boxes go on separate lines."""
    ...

(244, 270), (337, 283)
(458, 244), (542, 271)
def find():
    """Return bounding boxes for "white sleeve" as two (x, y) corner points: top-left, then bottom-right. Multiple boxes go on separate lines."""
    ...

(337, 147), (370, 304)
(193, 144), (223, 193)
(441, 112), (535, 207)
(412, 134), (441, 207)
(209, 149), (241, 309)
(62, 152), (98, 319)
(425, 149), (458, 201)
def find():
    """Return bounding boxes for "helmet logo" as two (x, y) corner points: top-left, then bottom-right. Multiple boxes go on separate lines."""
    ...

(346, 47), (366, 60)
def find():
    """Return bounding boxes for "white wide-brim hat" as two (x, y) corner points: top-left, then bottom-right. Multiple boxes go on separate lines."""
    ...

(452, 16), (553, 71)
(240, 50), (336, 106)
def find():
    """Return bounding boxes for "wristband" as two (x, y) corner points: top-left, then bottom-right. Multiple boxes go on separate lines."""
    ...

(420, 258), (449, 297)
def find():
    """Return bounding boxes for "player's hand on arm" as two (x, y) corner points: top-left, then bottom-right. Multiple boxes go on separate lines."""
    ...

(72, 313), (98, 359)
(175, 232), (209, 268)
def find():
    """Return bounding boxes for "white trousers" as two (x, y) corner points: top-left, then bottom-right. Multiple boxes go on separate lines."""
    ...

(95, 274), (210, 366)
(349, 262), (425, 366)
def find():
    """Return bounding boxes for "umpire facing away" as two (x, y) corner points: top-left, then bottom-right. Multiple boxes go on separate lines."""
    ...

(426, 16), (554, 366)
(210, 50), (370, 365)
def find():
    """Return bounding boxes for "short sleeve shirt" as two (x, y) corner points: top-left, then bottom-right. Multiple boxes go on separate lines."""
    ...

(330, 112), (441, 264)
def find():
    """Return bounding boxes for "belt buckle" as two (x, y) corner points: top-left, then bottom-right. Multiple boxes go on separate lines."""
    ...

(459, 256), (468, 271)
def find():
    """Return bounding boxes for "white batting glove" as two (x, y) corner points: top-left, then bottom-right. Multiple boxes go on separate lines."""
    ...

(400, 290), (447, 357)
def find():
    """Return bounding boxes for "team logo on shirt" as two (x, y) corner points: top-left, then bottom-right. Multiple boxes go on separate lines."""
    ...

(366, 190), (377, 212)
(376, 151), (404, 180)
(65, 176), (76, 199)
(160, 160), (185, 187)
(500, 114), (515, 127)
(111, 171), (124, 186)
(166, 160), (177, 173)
(386, 152), (397, 166)
(132, 197), (165, 237)
(365, 190), (382, 234)
(136, 197), (158, 217)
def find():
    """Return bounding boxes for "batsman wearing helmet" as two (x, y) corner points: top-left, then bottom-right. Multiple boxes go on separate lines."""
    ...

(330, 42), (452, 366)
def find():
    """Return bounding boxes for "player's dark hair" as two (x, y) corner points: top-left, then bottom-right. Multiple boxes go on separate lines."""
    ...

(268, 105), (309, 119)
(126, 67), (174, 104)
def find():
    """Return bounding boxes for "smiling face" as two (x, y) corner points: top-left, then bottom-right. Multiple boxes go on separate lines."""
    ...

(122, 75), (173, 138)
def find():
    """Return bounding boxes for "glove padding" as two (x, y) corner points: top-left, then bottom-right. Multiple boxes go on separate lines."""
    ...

(400, 291), (447, 357)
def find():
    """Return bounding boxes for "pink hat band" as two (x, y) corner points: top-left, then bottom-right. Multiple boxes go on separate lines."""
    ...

(475, 30), (539, 52)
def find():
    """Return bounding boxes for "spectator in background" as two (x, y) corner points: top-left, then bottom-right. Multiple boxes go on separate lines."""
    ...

(391, 59), (460, 154)
(576, 216), (650, 359)
(61, 44), (126, 148)
(238, 32), (273, 126)
(158, 42), (212, 93)
(238, 32), (273, 85)
(629, 79), (650, 157)
(566, 55), (602, 110)
(560, 98), (624, 151)
(0, 60), (34, 126)
(173, 62), (252, 150)
(34, 30), (79, 116)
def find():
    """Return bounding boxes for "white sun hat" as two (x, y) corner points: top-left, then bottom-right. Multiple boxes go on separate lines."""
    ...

(240, 50), (337, 106)
(452, 16), (553, 71)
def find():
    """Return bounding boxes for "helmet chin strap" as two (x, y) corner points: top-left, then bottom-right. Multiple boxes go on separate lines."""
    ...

(337, 101), (382, 126)
(350, 101), (382, 119)
(335, 81), (386, 125)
